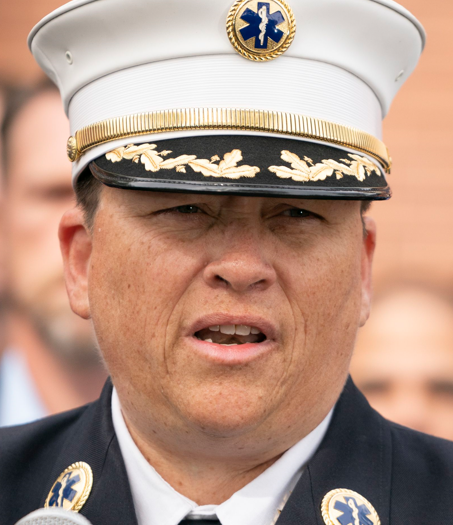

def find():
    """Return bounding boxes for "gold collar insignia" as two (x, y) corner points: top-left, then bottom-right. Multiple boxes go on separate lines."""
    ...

(44, 462), (93, 512)
(321, 489), (381, 525)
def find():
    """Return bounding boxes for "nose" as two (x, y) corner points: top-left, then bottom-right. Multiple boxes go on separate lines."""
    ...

(203, 230), (277, 293)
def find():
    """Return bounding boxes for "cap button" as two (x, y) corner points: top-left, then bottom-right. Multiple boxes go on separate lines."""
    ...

(67, 136), (78, 162)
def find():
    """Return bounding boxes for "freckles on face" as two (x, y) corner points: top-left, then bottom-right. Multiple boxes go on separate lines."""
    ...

(89, 201), (205, 380)
(89, 190), (366, 440)
(271, 210), (364, 402)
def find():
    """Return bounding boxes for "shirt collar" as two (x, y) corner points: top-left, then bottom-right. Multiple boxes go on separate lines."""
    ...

(112, 388), (333, 525)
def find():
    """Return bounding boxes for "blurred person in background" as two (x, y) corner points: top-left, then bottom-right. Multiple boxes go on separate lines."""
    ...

(0, 88), (6, 355)
(0, 82), (107, 426)
(351, 283), (453, 440)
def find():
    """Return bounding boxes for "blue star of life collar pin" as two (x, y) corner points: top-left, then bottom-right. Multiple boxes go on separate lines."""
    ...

(44, 462), (93, 513)
(321, 489), (381, 525)
(227, 0), (296, 61)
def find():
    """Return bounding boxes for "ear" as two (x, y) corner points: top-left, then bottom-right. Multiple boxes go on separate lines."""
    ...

(59, 207), (92, 320)
(359, 215), (376, 327)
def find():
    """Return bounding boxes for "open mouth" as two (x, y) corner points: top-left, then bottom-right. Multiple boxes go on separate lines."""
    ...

(194, 325), (267, 346)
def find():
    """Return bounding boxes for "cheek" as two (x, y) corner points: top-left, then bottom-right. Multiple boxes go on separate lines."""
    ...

(279, 230), (363, 379)
(7, 207), (65, 306)
(87, 219), (206, 383)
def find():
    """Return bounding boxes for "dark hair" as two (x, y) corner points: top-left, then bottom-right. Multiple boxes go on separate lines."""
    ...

(75, 168), (103, 231)
(1, 78), (58, 179)
(360, 200), (371, 214)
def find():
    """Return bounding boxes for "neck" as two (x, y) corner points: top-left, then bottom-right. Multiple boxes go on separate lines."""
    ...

(126, 415), (284, 505)
(116, 380), (335, 505)
(8, 313), (107, 414)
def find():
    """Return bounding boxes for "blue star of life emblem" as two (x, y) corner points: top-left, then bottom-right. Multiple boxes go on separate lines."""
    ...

(45, 462), (93, 512)
(48, 472), (81, 507)
(239, 2), (285, 49)
(334, 496), (374, 525)
(321, 489), (380, 525)
(227, 0), (296, 61)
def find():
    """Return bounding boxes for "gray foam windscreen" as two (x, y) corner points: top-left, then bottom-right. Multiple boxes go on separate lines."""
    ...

(15, 508), (93, 525)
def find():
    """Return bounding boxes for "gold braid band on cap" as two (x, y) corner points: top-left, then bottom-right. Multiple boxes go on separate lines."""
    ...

(68, 108), (391, 173)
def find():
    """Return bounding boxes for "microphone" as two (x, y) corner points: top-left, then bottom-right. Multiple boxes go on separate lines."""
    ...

(15, 507), (93, 525)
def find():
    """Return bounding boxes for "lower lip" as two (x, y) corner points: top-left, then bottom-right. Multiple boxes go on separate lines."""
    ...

(186, 337), (276, 365)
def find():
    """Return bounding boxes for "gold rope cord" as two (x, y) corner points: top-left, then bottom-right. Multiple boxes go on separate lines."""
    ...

(68, 108), (391, 173)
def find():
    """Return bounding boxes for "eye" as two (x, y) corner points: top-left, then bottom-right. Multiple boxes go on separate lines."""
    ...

(359, 381), (391, 395)
(281, 208), (313, 218)
(173, 205), (202, 214)
(430, 381), (453, 399)
(29, 185), (75, 202)
(154, 202), (212, 219)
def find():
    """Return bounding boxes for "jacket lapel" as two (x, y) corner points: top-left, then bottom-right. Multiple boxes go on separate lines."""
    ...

(277, 378), (392, 525)
(41, 377), (391, 525)
(41, 379), (138, 525)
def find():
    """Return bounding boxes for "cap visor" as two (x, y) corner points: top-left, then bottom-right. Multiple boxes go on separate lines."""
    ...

(89, 135), (390, 200)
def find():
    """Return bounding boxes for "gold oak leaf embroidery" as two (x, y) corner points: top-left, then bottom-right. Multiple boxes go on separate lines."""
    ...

(268, 152), (381, 183)
(106, 144), (195, 173)
(105, 145), (259, 179)
(189, 149), (259, 179)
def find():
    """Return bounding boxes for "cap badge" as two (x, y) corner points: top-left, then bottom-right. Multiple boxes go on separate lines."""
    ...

(321, 489), (381, 525)
(44, 462), (93, 512)
(226, 0), (296, 61)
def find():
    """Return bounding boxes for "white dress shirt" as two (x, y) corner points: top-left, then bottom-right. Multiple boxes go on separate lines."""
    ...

(112, 388), (333, 525)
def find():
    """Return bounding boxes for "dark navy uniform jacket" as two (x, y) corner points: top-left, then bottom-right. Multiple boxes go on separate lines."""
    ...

(1, 378), (453, 524)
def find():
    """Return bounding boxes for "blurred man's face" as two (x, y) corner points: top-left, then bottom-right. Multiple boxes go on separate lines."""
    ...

(351, 288), (453, 440)
(62, 190), (375, 452)
(5, 90), (96, 366)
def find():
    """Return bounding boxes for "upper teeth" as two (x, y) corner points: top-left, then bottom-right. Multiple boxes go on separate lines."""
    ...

(208, 325), (261, 336)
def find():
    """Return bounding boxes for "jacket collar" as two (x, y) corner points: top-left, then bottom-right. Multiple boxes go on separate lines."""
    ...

(42, 377), (390, 525)
(277, 377), (391, 525)
(42, 378), (138, 524)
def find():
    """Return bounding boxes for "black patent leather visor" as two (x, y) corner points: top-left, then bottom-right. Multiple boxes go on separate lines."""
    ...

(89, 135), (390, 200)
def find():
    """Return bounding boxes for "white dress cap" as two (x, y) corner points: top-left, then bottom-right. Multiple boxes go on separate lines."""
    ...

(28, 0), (425, 182)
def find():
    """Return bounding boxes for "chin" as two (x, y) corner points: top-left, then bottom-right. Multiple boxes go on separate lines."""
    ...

(174, 385), (272, 438)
